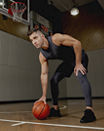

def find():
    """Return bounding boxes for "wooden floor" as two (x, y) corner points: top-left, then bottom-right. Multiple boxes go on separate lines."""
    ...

(0, 99), (104, 131)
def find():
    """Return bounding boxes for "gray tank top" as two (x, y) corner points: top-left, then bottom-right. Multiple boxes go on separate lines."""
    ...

(40, 36), (85, 62)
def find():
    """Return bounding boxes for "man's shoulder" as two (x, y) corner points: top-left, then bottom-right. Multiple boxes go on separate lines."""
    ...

(52, 33), (63, 38)
(51, 33), (64, 46)
(39, 52), (47, 62)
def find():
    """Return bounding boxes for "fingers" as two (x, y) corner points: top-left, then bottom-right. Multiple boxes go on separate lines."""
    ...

(81, 66), (86, 75)
(79, 68), (86, 75)
(74, 65), (87, 76)
(44, 100), (46, 104)
(34, 100), (39, 104)
(76, 70), (78, 76)
(80, 70), (85, 75)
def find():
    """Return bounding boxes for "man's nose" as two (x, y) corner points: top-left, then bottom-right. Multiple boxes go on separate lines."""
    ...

(32, 40), (36, 44)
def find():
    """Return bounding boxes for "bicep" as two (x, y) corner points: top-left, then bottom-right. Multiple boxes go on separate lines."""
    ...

(55, 34), (80, 47)
(41, 61), (48, 74)
(39, 52), (48, 74)
(62, 35), (80, 47)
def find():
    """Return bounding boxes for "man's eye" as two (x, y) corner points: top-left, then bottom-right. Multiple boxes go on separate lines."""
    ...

(33, 37), (37, 39)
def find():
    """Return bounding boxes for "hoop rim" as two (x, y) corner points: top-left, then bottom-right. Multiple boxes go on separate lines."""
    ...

(11, 2), (26, 6)
(10, 2), (26, 13)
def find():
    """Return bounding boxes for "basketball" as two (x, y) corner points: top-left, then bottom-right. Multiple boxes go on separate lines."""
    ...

(32, 101), (50, 120)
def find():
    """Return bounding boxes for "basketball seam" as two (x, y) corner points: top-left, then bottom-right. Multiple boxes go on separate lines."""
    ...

(33, 102), (43, 114)
(38, 104), (46, 119)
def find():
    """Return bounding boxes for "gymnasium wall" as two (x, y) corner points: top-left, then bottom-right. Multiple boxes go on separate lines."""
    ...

(0, 30), (40, 101)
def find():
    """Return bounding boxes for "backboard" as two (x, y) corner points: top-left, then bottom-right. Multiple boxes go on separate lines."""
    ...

(0, 0), (30, 25)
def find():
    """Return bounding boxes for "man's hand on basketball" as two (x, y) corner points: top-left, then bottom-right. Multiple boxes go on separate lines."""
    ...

(74, 63), (86, 76)
(34, 96), (46, 104)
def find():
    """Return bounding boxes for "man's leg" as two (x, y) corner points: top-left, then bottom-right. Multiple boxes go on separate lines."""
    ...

(50, 71), (65, 107)
(77, 54), (96, 123)
(77, 71), (92, 107)
(50, 62), (74, 117)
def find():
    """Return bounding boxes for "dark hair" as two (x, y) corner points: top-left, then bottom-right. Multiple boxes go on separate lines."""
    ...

(27, 28), (39, 36)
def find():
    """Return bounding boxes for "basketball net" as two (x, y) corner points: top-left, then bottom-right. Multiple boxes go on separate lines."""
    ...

(10, 2), (26, 22)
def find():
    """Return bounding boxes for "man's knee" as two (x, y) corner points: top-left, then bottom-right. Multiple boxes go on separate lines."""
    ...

(77, 71), (86, 83)
(77, 71), (83, 78)
(51, 75), (58, 85)
(77, 71), (90, 87)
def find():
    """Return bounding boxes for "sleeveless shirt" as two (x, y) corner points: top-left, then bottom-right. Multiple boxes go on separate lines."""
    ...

(40, 36), (85, 63)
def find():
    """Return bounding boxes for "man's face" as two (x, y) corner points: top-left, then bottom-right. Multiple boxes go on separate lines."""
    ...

(29, 32), (44, 48)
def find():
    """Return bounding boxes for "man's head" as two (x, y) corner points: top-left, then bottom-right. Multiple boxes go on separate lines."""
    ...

(27, 29), (45, 49)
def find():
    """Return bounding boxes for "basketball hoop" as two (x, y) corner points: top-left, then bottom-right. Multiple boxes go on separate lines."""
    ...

(9, 2), (26, 22)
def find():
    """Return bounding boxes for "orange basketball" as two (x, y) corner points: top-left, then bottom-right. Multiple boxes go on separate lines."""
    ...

(32, 101), (50, 120)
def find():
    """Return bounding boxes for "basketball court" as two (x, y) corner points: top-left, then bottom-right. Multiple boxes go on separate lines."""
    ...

(0, 99), (104, 131)
(0, 0), (104, 131)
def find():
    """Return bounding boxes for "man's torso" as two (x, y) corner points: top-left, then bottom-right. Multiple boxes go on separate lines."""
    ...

(40, 36), (86, 63)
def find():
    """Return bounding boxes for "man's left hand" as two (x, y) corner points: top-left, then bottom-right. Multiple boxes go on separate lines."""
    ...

(74, 63), (86, 76)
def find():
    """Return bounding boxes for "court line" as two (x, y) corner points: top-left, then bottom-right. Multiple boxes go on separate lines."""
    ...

(11, 122), (26, 126)
(0, 111), (31, 114)
(0, 119), (104, 130)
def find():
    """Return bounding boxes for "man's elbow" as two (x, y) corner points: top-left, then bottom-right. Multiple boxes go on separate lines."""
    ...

(75, 40), (81, 47)
(41, 73), (48, 80)
(73, 40), (82, 49)
(76, 40), (81, 45)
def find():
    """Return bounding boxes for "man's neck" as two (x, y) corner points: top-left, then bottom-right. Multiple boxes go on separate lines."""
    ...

(42, 38), (49, 50)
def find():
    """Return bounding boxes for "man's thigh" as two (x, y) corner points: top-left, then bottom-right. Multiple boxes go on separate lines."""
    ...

(54, 62), (74, 78)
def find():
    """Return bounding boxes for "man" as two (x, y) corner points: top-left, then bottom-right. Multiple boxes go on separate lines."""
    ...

(28, 29), (96, 123)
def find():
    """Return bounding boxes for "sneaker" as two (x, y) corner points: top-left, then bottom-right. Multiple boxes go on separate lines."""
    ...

(80, 109), (96, 123)
(48, 108), (61, 117)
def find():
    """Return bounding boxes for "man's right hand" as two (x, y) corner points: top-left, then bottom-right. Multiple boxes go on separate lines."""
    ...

(34, 96), (46, 105)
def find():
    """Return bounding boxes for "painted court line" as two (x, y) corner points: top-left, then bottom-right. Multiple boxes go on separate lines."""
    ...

(0, 111), (31, 114)
(0, 119), (104, 130)
(11, 122), (26, 126)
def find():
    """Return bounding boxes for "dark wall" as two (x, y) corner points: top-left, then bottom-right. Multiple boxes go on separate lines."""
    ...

(62, 1), (104, 51)
(30, 0), (63, 33)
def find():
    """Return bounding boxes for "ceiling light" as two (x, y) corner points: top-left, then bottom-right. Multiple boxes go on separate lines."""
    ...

(70, 7), (79, 16)
(0, 0), (4, 6)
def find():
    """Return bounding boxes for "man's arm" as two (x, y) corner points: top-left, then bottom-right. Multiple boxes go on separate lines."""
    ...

(52, 33), (86, 76)
(37, 52), (48, 103)
(52, 33), (81, 64)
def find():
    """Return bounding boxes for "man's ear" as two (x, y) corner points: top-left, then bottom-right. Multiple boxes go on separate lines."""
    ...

(29, 35), (31, 41)
(41, 34), (45, 39)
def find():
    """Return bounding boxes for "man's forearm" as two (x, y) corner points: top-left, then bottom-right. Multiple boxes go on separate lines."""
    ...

(41, 73), (48, 97)
(73, 42), (82, 65)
